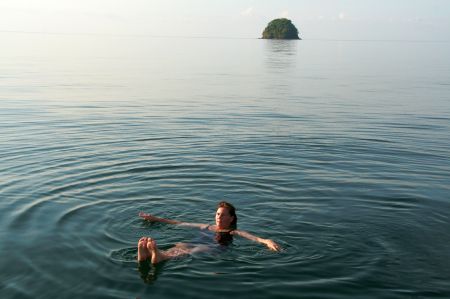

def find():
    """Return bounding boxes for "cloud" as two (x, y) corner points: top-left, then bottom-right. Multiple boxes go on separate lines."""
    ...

(280, 10), (289, 18)
(240, 7), (253, 17)
(338, 12), (345, 20)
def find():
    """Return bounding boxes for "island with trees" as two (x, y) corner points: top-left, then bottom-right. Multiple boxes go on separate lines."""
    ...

(262, 18), (301, 40)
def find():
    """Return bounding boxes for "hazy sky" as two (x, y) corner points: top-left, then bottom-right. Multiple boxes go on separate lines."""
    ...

(1, 0), (449, 40)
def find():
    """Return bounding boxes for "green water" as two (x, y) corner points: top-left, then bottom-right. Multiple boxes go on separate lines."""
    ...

(1, 35), (450, 298)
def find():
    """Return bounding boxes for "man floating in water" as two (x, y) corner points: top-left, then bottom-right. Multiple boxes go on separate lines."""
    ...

(137, 201), (281, 264)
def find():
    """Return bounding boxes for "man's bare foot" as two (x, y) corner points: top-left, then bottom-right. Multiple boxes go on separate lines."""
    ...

(137, 237), (150, 261)
(147, 238), (168, 264)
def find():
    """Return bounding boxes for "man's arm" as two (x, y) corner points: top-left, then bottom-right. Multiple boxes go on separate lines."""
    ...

(139, 212), (208, 229)
(232, 229), (281, 251)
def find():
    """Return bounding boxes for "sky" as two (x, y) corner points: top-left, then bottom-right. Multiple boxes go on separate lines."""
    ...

(1, 0), (449, 40)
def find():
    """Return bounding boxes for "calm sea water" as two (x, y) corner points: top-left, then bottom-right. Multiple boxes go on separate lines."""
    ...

(1, 34), (450, 299)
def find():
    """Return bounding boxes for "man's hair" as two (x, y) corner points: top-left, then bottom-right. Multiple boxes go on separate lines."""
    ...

(217, 201), (237, 229)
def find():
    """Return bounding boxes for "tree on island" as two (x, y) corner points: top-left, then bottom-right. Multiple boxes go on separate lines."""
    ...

(262, 18), (301, 40)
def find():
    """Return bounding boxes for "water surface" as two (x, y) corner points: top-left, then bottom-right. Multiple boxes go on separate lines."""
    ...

(1, 34), (450, 298)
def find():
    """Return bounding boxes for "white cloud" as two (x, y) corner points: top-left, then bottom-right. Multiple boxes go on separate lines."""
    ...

(338, 12), (345, 20)
(280, 10), (289, 18)
(240, 7), (253, 17)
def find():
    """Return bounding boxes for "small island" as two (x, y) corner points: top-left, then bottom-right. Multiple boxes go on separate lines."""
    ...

(262, 18), (301, 40)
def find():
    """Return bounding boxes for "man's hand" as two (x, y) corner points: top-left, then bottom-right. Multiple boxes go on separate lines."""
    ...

(264, 239), (281, 251)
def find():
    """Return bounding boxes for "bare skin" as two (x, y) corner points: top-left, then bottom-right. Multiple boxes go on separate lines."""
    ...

(146, 238), (168, 264)
(138, 237), (210, 264)
(137, 237), (150, 261)
(137, 204), (281, 264)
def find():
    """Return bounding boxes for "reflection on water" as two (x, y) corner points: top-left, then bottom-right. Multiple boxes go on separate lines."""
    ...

(263, 39), (298, 72)
(138, 261), (162, 284)
(262, 40), (299, 100)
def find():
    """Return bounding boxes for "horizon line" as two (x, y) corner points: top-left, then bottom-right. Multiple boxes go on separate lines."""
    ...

(1, 30), (449, 43)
